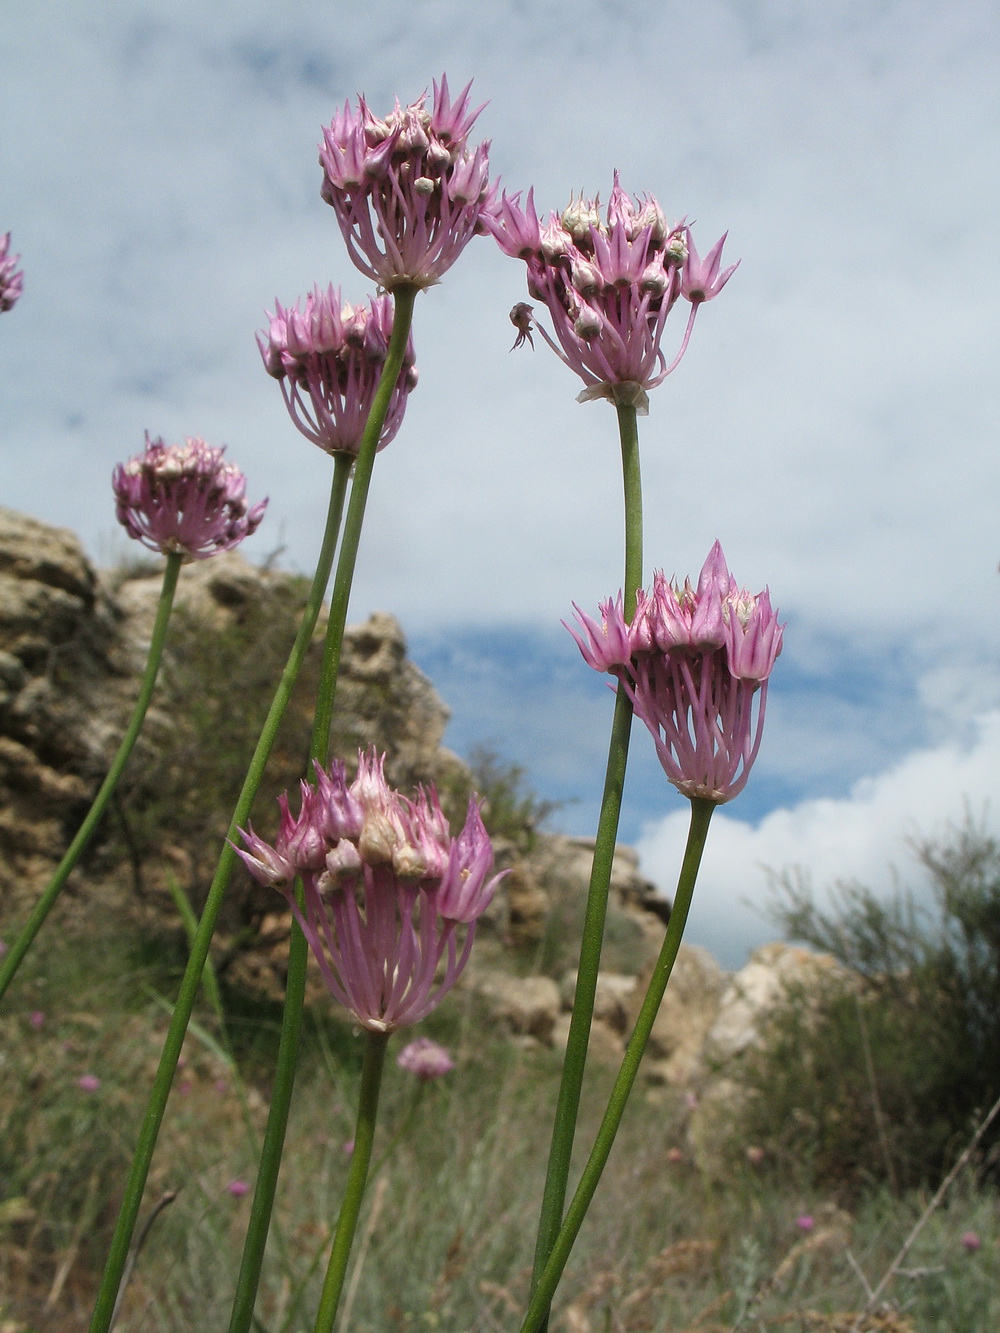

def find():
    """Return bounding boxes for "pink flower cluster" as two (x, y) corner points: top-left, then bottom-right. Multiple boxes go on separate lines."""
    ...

(113, 434), (267, 560)
(567, 543), (782, 803)
(258, 286), (418, 456)
(0, 233), (23, 312)
(319, 76), (497, 291)
(488, 175), (737, 413)
(396, 1036), (455, 1079)
(237, 751), (503, 1032)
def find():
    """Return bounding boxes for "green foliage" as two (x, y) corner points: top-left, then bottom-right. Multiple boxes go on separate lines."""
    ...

(461, 744), (560, 851)
(105, 575), (319, 929)
(732, 821), (1000, 1196)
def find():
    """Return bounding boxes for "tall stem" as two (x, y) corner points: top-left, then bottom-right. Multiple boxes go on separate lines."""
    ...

(0, 551), (183, 1005)
(312, 1030), (389, 1333)
(521, 798), (716, 1333)
(529, 403), (643, 1310)
(226, 282), (418, 1333)
(88, 462), (351, 1333)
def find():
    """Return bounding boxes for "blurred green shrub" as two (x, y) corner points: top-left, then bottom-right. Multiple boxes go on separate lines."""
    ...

(730, 821), (1000, 1196)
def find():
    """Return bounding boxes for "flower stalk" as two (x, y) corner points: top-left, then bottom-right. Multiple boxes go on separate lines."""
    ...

(0, 552), (183, 1003)
(313, 1030), (389, 1333)
(520, 798), (716, 1333)
(529, 401), (642, 1309)
(226, 283), (420, 1333)
(88, 458), (351, 1333)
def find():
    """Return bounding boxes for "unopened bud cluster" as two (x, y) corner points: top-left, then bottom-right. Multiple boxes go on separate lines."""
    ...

(258, 287), (418, 456)
(112, 434), (267, 560)
(488, 174), (737, 413)
(319, 75), (497, 291)
(568, 542), (782, 802)
(237, 751), (503, 1031)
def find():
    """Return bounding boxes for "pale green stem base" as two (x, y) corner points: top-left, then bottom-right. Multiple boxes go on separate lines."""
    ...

(520, 798), (716, 1333)
(88, 463), (351, 1333)
(529, 403), (643, 1307)
(226, 283), (419, 1333)
(0, 552), (183, 1006)
(313, 1030), (389, 1333)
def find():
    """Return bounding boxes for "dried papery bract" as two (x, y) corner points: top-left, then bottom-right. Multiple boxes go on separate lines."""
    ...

(319, 75), (498, 291)
(489, 175), (738, 414)
(238, 751), (503, 1031)
(569, 542), (783, 803)
(0, 232), (23, 311)
(258, 286), (418, 456)
(112, 434), (267, 560)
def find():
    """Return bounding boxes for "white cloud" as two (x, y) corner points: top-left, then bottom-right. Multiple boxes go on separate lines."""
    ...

(636, 709), (1000, 970)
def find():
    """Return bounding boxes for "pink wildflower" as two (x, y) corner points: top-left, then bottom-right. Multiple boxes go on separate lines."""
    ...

(258, 286), (417, 456)
(29, 1011), (45, 1030)
(319, 75), (497, 290)
(0, 233), (23, 312)
(487, 175), (737, 414)
(77, 1074), (101, 1092)
(568, 543), (782, 804)
(961, 1230), (982, 1252)
(112, 434), (267, 560)
(236, 751), (504, 1032)
(396, 1037), (455, 1079)
(227, 1179), (249, 1197)
(796, 1214), (815, 1233)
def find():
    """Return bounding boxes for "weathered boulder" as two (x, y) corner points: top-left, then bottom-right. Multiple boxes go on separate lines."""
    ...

(471, 971), (562, 1043)
(630, 944), (728, 1087)
(703, 941), (856, 1066)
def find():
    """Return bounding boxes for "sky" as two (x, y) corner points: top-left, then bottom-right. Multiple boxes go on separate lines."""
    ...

(2, 1), (999, 967)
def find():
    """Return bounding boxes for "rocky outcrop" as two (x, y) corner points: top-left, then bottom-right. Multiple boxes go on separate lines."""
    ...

(0, 507), (465, 923)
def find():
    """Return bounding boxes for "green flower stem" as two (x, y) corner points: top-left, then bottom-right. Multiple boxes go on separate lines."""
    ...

(529, 402), (643, 1308)
(88, 459), (352, 1333)
(226, 281), (419, 1333)
(312, 1030), (389, 1333)
(0, 552), (184, 1006)
(521, 797), (716, 1333)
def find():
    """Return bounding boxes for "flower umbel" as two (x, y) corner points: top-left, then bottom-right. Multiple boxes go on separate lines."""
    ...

(236, 752), (503, 1031)
(0, 233), (24, 312)
(319, 75), (497, 291)
(397, 1037), (455, 1079)
(488, 175), (737, 414)
(258, 287), (418, 456)
(112, 434), (267, 560)
(569, 542), (782, 803)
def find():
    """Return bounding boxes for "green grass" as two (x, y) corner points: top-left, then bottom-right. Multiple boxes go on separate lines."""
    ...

(2, 905), (999, 1333)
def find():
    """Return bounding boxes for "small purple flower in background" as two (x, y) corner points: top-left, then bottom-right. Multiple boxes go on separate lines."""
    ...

(488, 174), (737, 414)
(112, 434), (267, 561)
(795, 1214), (815, 1233)
(236, 750), (503, 1032)
(0, 233), (24, 312)
(961, 1230), (982, 1252)
(258, 287), (417, 456)
(227, 1179), (249, 1197)
(319, 75), (497, 291)
(28, 1011), (45, 1030)
(397, 1036), (455, 1080)
(77, 1074), (101, 1092)
(568, 542), (782, 804)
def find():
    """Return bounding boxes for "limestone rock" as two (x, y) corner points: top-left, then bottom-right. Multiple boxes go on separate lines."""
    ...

(471, 971), (562, 1043)
(631, 943), (728, 1087)
(704, 941), (855, 1066)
